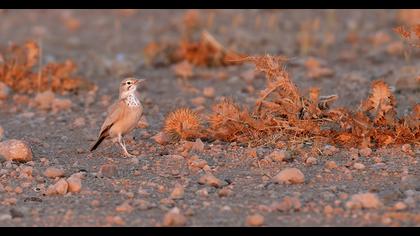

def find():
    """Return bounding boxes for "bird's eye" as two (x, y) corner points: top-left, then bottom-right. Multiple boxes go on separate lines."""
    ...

(127, 81), (131, 85)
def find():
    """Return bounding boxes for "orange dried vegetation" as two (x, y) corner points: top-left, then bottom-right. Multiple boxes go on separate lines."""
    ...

(164, 108), (203, 141)
(0, 40), (88, 94)
(394, 24), (420, 48)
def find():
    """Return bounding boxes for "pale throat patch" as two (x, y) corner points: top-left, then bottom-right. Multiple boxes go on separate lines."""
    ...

(125, 93), (140, 107)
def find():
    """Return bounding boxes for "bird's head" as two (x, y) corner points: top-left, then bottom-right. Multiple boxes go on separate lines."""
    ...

(119, 77), (145, 99)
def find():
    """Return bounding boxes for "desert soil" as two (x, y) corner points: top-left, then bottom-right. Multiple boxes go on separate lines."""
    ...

(0, 9), (419, 226)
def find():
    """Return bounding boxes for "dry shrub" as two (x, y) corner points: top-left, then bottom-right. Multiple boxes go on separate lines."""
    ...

(394, 24), (420, 48)
(164, 108), (203, 141)
(0, 40), (89, 94)
(397, 10), (420, 25)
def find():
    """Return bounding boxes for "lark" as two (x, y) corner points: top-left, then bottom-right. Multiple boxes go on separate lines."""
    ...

(90, 78), (145, 157)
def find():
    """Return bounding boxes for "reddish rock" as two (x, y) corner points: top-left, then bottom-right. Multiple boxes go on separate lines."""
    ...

(43, 167), (65, 178)
(198, 173), (225, 188)
(151, 132), (170, 145)
(46, 178), (68, 195)
(0, 139), (33, 162)
(162, 207), (187, 226)
(34, 91), (55, 110)
(345, 193), (382, 209)
(0, 126), (4, 141)
(203, 87), (215, 98)
(359, 147), (372, 157)
(115, 201), (133, 213)
(325, 161), (337, 169)
(99, 164), (118, 178)
(267, 150), (288, 162)
(191, 138), (204, 152)
(272, 168), (305, 184)
(66, 174), (82, 193)
(245, 214), (264, 226)
(170, 183), (184, 199)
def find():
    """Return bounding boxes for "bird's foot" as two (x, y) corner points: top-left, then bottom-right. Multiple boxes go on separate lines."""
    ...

(122, 152), (136, 158)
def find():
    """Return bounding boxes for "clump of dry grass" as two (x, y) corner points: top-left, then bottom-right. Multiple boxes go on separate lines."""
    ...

(0, 40), (90, 94)
(164, 108), (203, 141)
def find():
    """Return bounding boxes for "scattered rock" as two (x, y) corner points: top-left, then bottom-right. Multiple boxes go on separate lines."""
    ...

(393, 201), (407, 211)
(72, 117), (86, 128)
(52, 98), (72, 113)
(46, 178), (68, 195)
(191, 96), (206, 106)
(305, 157), (317, 165)
(137, 116), (149, 128)
(245, 214), (264, 226)
(0, 139), (33, 162)
(196, 188), (209, 197)
(99, 164), (118, 178)
(267, 150), (289, 162)
(43, 167), (65, 178)
(170, 183), (184, 199)
(162, 207), (187, 226)
(401, 144), (414, 155)
(151, 132), (170, 145)
(0, 126), (4, 141)
(323, 145), (338, 156)
(203, 87), (215, 98)
(353, 163), (365, 170)
(0, 82), (10, 100)
(345, 193), (382, 209)
(245, 148), (258, 158)
(189, 157), (207, 169)
(198, 173), (225, 188)
(272, 168), (305, 184)
(325, 161), (337, 169)
(191, 138), (204, 152)
(115, 201), (133, 213)
(218, 188), (233, 197)
(359, 147), (372, 157)
(272, 196), (301, 212)
(66, 174), (82, 193)
(34, 91), (55, 110)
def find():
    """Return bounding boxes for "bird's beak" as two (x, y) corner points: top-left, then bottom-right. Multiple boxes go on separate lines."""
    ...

(134, 79), (145, 85)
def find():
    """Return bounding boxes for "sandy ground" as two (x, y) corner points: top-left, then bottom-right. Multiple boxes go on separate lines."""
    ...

(0, 10), (419, 226)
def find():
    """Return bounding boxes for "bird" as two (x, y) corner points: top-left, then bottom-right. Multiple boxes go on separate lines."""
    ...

(90, 77), (145, 158)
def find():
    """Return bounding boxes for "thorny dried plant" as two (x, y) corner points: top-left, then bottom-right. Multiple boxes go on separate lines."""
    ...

(164, 108), (204, 142)
(394, 24), (420, 48)
(0, 40), (89, 94)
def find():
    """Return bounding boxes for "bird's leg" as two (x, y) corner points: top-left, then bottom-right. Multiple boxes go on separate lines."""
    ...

(118, 134), (135, 158)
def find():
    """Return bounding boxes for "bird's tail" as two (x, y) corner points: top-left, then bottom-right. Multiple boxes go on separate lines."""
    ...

(90, 135), (106, 151)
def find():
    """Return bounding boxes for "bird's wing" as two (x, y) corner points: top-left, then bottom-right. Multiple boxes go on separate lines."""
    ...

(98, 100), (126, 135)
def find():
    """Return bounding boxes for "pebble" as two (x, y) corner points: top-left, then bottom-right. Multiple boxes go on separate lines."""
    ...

(203, 87), (215, 98)
(198, 173), (225, 188)
(345, 193), (382, 209)
(191, 138), (204, 152)
(0, 126), (4, 141)
(196, 188), (209, 197)
(51, 98), (72, 113)
(34, 91), (55, 110)
(401, 144), (414, 155)
(323, 145), (338, 156)
(325, 161), (337, 169)
(353, 163), (365, 170)
(99, 164), (118, 178)
(46, 178), (68, 195)
(0, 139), (33, 162)
(170, 183), (184, 199)
(162, 207), (187, 226)
(66, 174), (82, 193)
(151, 132), (170, 145)
(72, 117), (86, 128)
(359, 147), (372, 157)
(137, 116), (149, 128)
(115, 201), (133, 213)
(272, 196), (301, 212)
(272, 168), (305, 184)
(267, 150), (288, 162)
(218, 188), (233, 197)
(305, 157), (317, 165)
(43, 167), (65, 178)
(393, 201), (407, 211)
(245, 214), (264, 226)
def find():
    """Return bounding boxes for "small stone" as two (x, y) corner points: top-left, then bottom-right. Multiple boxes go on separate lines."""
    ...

(353, 163), (365, 170)
(115, 201), (133, 213)
(99, 164), (118, 178)
(203, 87), (215, 98)
(170, 183), (184, 199)
(401, 144), (414, 155)
(90, 200), (100, 207)
(47, 178), (68, 195)
(245, 214), (264, 226)
(0, 214), (12, 221)
(34, 91), (55, 110)
(272, 196), (301, 212)
(137, 116), (149, 129)
(43, 167), (65, 178)
(323, 145), (338, 156)
(325, 161), (337, 169)
(393, 201), (407, 211)
(345, 193), (382, 209)
(198, 173), (225, 188)
(151, 132), (170, 145)
(218, 188), (233, 197)
(267, 150), (288, 162)
(196, 188), (209, 197)
(191, 138), (204, 152)
(51, 98), (72, 113)
(305, 157), (317, 165)
(324, 205), (334, 215)
(162, 207), (187, 227)
(0, 82), (11, 100)
(245, 148), (258, 158)
(160, 198), (175, 207)
(272, 168), (305, 184)
(66, 174), (82, 193)
(189, 158), (207, 169)
(359, 147), (372, 157)
(0, 126), (4, 141)
(0, 139), (33, 162)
